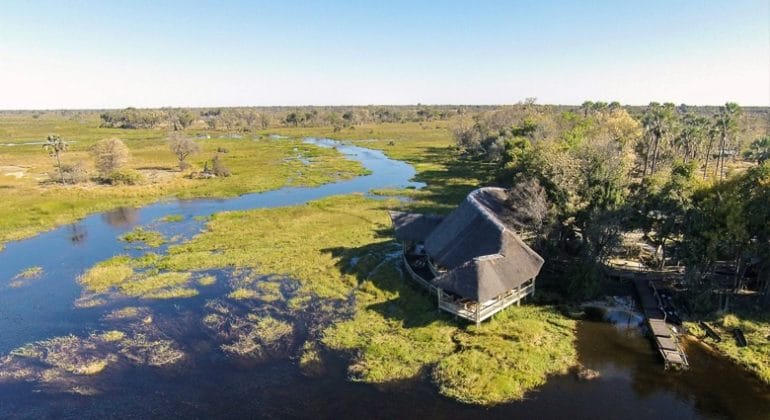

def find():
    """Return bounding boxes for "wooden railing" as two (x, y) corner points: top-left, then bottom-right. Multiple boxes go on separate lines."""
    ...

(438, 282), (535, 324)
(402, 251), (536, 324)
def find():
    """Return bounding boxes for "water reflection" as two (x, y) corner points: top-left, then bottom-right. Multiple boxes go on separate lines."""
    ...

(68, 224), (87, 245)
(101, 207), (139, 228)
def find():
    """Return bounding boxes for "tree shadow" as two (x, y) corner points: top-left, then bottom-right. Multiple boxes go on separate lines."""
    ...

(399, 146), (502, 214)
(321, 241), (454, 329)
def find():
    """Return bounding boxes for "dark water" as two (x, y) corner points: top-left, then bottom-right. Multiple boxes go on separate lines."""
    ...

(1, 139), (769, 419)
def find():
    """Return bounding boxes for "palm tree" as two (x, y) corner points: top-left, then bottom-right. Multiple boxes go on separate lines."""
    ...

(641, 102), (677, 176)
(713, 102), (741, 180)
(43, 134), (68, 184)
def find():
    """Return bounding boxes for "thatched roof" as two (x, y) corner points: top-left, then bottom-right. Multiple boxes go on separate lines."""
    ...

(389, 211), (444, 243)
(397, 187), (544, 301)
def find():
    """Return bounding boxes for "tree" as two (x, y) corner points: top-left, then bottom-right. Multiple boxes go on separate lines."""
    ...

(92, 138), (130, 177)
(640, 102), (677, 177)
(169, 109), (196, 131)
(43, 134), (68, 184)
(746, 136), (770, 164)
(504, 177), (548, 233)
(676, 112), (709, 163)
(713, 102), (742, 180)
(168, 133), (200, 170)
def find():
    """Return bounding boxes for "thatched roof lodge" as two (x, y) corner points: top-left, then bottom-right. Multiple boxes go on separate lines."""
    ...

(390, 187), (544, 324)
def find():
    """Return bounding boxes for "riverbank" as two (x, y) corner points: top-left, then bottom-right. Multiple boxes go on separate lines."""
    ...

(686, 313), (770, 385)
(0, 114), (365, 248)
(121, 194), (578, 405)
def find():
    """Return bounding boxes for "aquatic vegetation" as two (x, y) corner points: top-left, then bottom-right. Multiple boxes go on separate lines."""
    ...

(99, 330), (126, 342)
(197, 274), (216, 286)
(78, 255), (201, 301)
(226, 272), (289, 302)
(104, 306), (147, 321)
(154, 194), (577, 404)
(299, 341), (326, 377)
(120, 227), (166, 248)
(9, 335), (117, 376)
(14, 266), (43, 279)
(9, 265), (43, 287)
(201, 299), (295, 360)
(119, 271), (193, 298)
(118, 333), (185, 367)
(228, 288), (258, 300)
(142, 287), (198, 299)
(161, 214), (185, 222)
(78, 256), (134, 293)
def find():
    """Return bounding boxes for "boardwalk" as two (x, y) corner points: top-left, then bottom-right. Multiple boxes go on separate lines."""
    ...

(632, 277), (689, 369)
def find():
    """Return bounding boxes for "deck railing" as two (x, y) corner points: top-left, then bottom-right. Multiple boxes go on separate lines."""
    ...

(402, 252), (536, 324)
(437, 282), (535, 324)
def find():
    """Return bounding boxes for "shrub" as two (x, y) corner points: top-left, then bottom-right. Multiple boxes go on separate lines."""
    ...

(104, 169), (143, 185)
(211, 155), (231, 177)
(92, 138), (130, 177)
(48, 162), (88, 184)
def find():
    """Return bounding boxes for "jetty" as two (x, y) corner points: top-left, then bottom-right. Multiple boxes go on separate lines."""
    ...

(632, 277), (689, 369)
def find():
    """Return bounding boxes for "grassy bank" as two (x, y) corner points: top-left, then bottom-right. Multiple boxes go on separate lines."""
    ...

(9, 115), (579, 404)
(687, 313), (770, 384)
(93, 194), (577, 405)
(0, 114), (364, 247)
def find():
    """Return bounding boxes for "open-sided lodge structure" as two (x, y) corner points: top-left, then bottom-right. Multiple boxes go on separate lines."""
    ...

(389, 187), (545, 325)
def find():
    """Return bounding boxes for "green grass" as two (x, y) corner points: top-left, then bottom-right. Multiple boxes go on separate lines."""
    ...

(687, 313), (770, 384)
(14, 266), (43, 279)
(30, 119), (577, 404)
(160, 214), (184, 223)
(9, 266), (44, 287)
(120, 227), (166, 247)
(77, 256), (134, 293)
(77, 255), (199, 300)
(141, 194), (577, 404)
(0, 114), (365, 248)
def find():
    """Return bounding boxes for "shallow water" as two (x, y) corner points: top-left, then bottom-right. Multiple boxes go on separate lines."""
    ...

(1, 138), (769, 419)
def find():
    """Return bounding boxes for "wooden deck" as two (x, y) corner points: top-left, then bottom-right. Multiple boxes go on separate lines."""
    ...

(632, 278), (689, 369)
(402, 252), (534, 324)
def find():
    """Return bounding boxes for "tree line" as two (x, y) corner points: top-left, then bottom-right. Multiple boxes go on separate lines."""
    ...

(453, 100), (770, 310)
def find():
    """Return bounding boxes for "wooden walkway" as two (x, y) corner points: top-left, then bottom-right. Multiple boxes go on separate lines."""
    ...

(632, 277), (689, 369)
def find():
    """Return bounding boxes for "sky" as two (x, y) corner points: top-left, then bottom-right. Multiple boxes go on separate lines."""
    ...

(0, 0), (768, 109)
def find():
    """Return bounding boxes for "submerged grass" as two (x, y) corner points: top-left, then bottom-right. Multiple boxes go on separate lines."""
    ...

(148, 194), (577, 404)
(78, 256), (134, 293)
(120, 227), (166, 248)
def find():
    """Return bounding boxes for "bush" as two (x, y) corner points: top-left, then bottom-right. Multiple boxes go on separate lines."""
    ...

(104, 169), (143, 185)
(92, 138), (130, 177)
(216, 147), (229, 153)
(48, 162), (88, 184)
(211, 155), (231, 177)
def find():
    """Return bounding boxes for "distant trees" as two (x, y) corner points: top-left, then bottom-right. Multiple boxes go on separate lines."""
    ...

(746, 137), (770, 164)
(712, 102), (742, 180)
(639, 102), (677, 177)
(168, 133), (200, 170)
(92, 138), (130, 178)
(43, 134), (68, 184)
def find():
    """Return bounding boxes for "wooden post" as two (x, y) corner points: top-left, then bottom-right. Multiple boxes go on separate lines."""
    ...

(475, 302), (480, 326)
(436, 288), (442, 313)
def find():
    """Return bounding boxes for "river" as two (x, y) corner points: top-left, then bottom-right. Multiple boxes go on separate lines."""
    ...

(0, 138), (768, 419)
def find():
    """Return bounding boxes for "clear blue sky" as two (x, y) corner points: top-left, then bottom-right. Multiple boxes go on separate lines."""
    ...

(0, 0), (768, 108)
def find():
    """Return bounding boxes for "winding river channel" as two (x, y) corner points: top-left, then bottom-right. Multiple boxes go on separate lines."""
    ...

(1, 138), (769, 419)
